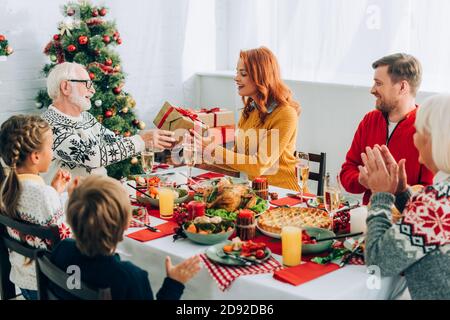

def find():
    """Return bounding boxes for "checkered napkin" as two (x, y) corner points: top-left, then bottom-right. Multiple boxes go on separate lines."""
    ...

(199, 254), (282, 291)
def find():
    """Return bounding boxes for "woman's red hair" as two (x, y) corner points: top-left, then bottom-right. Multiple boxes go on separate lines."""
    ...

(240, 47), (301, 123)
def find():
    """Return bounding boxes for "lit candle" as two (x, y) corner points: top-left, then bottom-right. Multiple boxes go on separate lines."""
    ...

(281, 226), (302, 267)
(350, 206), (368, 234)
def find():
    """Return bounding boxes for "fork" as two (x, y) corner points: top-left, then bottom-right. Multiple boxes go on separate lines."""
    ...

(216, 250), (252, 266)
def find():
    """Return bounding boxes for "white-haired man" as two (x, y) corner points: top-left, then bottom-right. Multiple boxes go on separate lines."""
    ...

(41, 62), (175, 180)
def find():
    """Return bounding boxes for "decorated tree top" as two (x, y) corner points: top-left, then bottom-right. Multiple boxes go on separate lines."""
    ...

(35, 0), (146, 179)
(0, 34), (14, 56)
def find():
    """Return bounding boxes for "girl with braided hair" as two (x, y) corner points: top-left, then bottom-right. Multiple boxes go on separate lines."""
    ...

(0, 115), (73, 300)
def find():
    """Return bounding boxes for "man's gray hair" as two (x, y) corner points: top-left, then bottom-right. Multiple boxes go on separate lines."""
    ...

(415, 94), (450, 173)
(46, 62), (82, 100)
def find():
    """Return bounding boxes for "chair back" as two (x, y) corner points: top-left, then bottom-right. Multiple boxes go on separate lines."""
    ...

(294, 151), (327, 195)
(0, 213), (60, 300)
(35, 250), (112, 300)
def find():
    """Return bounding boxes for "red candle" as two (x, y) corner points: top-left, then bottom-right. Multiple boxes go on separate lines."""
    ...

(187, 201), (205, 220)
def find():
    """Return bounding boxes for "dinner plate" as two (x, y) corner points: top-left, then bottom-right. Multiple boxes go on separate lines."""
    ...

(205, 241), (271, 266)
(307, 195), (360, 210)
(256, 224), (281, 239)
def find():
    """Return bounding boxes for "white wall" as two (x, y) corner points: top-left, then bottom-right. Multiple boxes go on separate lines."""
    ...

(193, 72), (435, 180)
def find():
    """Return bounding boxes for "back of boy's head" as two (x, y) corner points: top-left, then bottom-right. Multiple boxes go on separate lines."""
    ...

(0, 115), (50, 219)
(66, 175), (131, 257)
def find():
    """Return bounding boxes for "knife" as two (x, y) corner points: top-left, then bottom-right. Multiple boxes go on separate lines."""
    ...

(132, 218), (161, 233)
(286, 193), (316, 200)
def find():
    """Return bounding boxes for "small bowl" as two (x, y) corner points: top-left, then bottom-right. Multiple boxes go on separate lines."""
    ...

(183, 226), (235, 245)
(302, 227), (335, 255)
(137, 188), (189, 207)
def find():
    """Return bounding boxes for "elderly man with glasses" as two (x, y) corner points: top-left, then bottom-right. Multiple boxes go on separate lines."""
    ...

(41, 62), (175, 181)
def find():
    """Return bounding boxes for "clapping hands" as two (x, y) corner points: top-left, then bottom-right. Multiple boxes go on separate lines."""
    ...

(51, 169), (71, 193)
(358, 145), (408, 195)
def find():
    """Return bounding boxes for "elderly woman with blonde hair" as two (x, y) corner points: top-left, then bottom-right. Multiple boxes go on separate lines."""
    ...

(359, 94), (450, 300)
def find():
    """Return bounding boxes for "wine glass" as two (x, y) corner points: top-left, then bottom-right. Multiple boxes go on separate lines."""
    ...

(183, 133), (197, 182)
(141, 142), (155, 174)
(323, 173), (341, 217)
(295, 152), (309, 201)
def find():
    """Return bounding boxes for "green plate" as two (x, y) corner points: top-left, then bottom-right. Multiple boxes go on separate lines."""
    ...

(307, 195), (360, 210)
(137, 188), (189, 207)
(183, 226), (235, 245)
(302, 227), (335, 255)
(205, 241), (271, 266)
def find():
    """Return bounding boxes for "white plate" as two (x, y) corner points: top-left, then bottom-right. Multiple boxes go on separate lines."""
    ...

(256, 223), (281, 239)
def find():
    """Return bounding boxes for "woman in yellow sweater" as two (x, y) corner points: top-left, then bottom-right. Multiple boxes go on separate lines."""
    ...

(193, 47), (301, 191)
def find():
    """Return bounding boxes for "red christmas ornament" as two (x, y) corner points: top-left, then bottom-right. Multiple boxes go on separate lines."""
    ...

(105, 110), (113, 118)
(99, 8), (107, 16)
(78, 35), (88, 45)
(67, 44), (77, 52)
(113, 31), (120, 40)
(113, 87), (122, 95)
(0, 35), (5, 42)
(103, 35), (111, 44)
(89, 72), (95, 80)
(124, 131), (131, 137)
(104, 58), (113, 66)
(132, 119), (140, 126)
(53, 34), (60, 41)
(117, 38), (122, 45)
(92, 9), (99, 17)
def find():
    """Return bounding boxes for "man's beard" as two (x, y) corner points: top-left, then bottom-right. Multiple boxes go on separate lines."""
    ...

(375, 98), (395, 114)
(69, 92), (91, 111)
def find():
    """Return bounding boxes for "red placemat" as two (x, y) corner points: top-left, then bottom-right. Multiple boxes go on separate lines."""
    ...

(126, 221), (178, 242)
(193, 172), (225, 181)
(199, 253), (282, 291)
(270, 197), (303, 207)
(273, 261), (340, 286)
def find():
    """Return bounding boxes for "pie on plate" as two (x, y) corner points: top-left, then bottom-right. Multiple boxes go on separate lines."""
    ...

(257, 207), (332, 238)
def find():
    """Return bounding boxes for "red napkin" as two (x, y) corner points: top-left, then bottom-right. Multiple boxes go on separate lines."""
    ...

(270, 197), (303, 207)
(273, 261), (340, 286)
(126, 221), (178, 242)
(152, 163), (171, 171)
(193, 172), (225, 181)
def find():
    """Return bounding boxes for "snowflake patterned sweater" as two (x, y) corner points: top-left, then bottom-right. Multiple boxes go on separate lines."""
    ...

(7, 174), (71, 290)
(41, 105), (145, 181)
(365, 172), (450, 299)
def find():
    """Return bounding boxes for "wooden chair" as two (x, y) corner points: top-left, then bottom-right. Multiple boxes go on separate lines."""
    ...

(35, 250), (111, 300)
(294, 151), (327, 196)
(0, 214), (60, 300)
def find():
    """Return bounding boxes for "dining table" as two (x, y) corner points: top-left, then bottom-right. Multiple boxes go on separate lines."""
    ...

(117, 166), (406, 300)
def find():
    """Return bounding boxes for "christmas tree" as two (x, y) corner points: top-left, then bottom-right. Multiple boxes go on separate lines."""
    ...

(35, 0), (145, 179)
(0, 34), (14, 56)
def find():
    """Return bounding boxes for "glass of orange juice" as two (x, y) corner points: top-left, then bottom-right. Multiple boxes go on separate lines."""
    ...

(158, 182), (174, 219)
(281, 226), (302, 267)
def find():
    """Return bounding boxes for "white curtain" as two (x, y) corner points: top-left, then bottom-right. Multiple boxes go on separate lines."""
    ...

(221, 0), (450, 92)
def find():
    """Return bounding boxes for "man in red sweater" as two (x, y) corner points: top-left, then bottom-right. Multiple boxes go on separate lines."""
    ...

(340, 53), (434, 205)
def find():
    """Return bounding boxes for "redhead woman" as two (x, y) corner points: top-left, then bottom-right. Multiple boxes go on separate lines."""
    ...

(360, 94), (450, 299)
(193, 47), (301, 191)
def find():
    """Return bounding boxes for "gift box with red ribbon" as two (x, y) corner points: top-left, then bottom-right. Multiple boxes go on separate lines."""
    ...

(196, 107), (235, 128)
(153, 101), (208, 133)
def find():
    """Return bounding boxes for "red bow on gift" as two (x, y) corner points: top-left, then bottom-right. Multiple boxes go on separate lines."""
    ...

(175, 107), (199, 121)
(199, 107), (221, 113)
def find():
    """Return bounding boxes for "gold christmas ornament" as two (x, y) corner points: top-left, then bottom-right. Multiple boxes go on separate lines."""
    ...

(138, 121), (146, 130)
(121, 107), (129, 113)
(131, 157), (138, 165)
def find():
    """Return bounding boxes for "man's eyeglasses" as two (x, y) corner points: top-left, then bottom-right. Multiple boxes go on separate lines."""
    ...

(68, 79), (94, 90)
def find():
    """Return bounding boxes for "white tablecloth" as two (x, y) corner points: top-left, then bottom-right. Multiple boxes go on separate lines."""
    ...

(117, 166), (405, 300)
